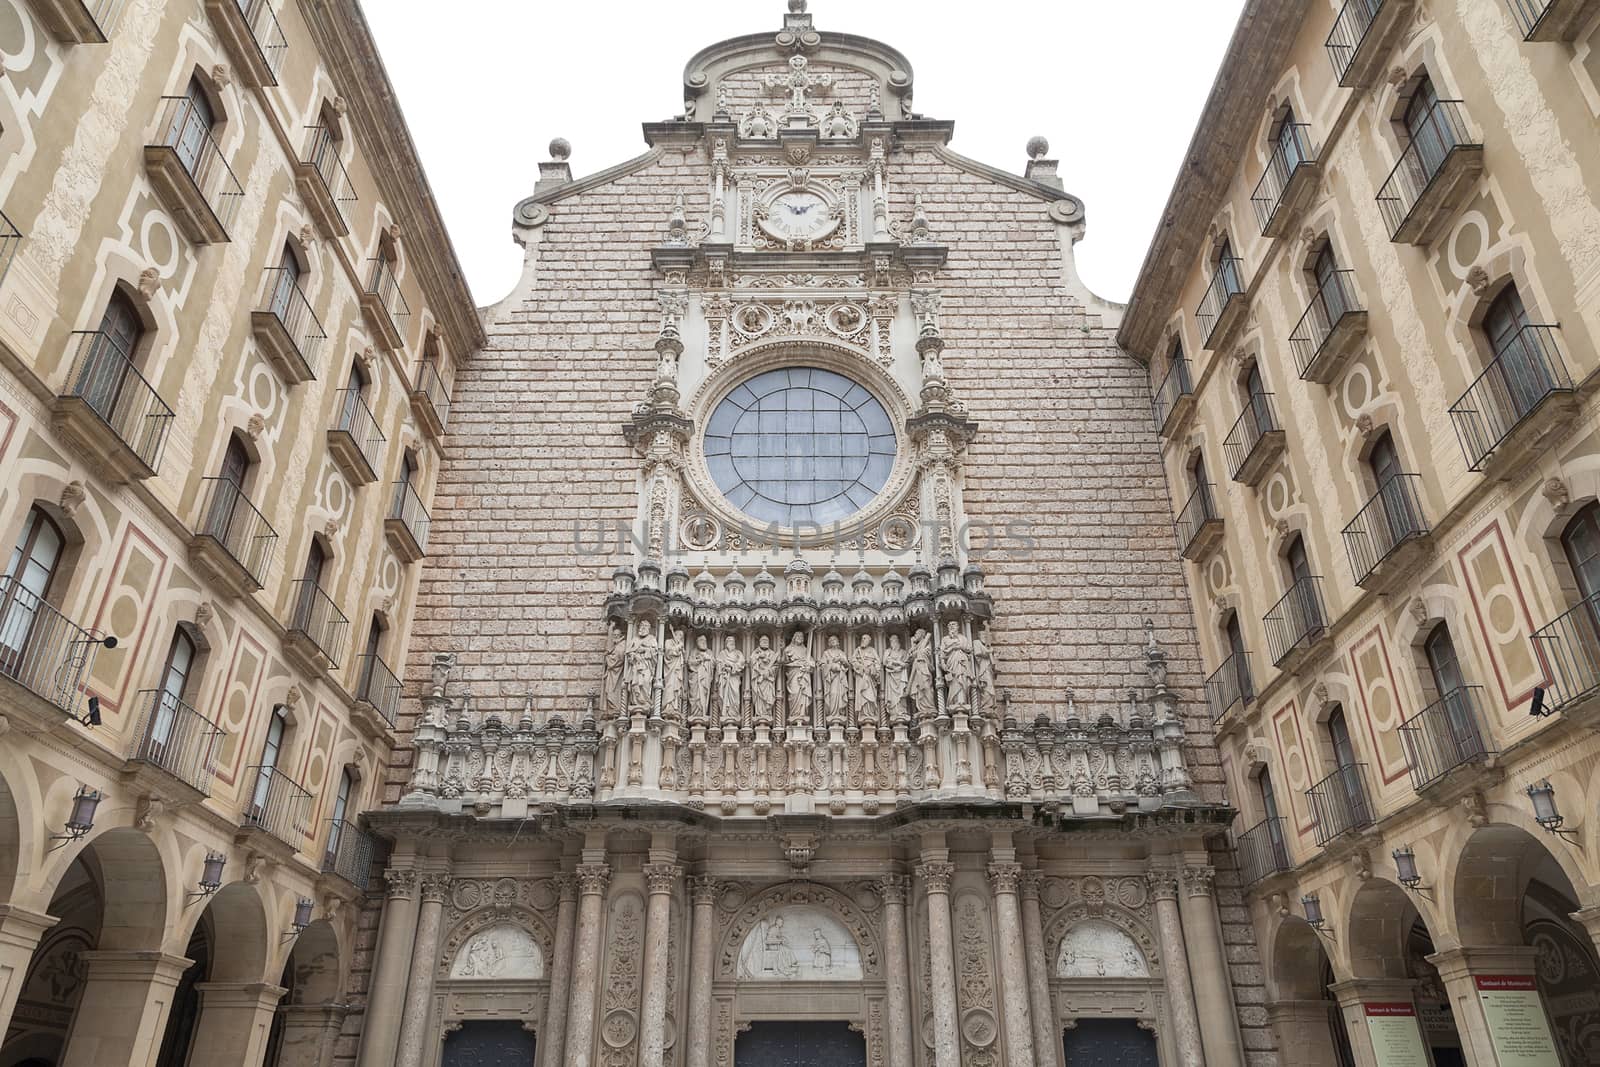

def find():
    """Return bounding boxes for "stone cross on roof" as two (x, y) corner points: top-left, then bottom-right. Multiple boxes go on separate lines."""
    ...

(765, 54), (833, 112)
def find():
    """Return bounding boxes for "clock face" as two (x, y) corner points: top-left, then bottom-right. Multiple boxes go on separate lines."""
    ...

(759, 189), (839, 245)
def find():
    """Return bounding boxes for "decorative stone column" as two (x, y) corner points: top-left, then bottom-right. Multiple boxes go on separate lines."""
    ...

(538, 874), (579, 1067)
(357, 868), (421, 1067)
(59, 951), (192, 1067)
(275, 1002), (349, 1067)
(1328, 978), (1422, 1067)
(987, 861), (1038, 1067)
(566, 862), (611, 1067)
(685, 876), (719, 1067)
(639, 863), (682, 1067)
(918, 860), (960, 1067)
(1148, 870), (1205, 1067)
(1266, 1001), (1342, 1067)
(395, 872), (451, 1067)
(880, 875), (916, 1067)
(1020, 871), (1059, 1067)
(1177, 865), (1243, 1067)
(1428, 946), (1559, 1067)
(186, 981), (288, 1066)
(0, 904), (58, 1034)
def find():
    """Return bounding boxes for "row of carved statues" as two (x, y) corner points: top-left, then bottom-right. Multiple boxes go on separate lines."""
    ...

(604, 620), (999, 728)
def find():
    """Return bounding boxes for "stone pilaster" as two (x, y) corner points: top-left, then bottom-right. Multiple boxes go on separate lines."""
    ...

(1327, 978), (1422, 1067)
(567, 862), (611, 1067)
(276, 1002), (349, 1067)
(1020, 871), (1059, 1067)
(987, 861), (1037, 1067)
(918, 859), (960, 1067)
(1149, 870), (1204, 1067)
(686, 876), (719, 1067)
(880, 875), (916, 1067)
(59, 951), (192, 1067)
(1427, 946), (1560, 1067)
(187, 981), (288, 1065)
(357, 867), (420, 1067)
(0, 904), (58, 1035)
(395, 872), (451, 1067)
(639, 863), (682, 1067)
(1178, 865), (1243, 1067)
(538, 873), (579, 1067)
(1266, 1000), (1342, 1067)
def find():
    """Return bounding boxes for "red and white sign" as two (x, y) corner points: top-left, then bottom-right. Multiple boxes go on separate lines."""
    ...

(1475, 975), (1561, 1067)
(1363, 1002), (1429, 1067)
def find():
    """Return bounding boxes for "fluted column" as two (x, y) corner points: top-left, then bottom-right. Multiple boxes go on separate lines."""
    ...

(988, 862), (1037, 1067)
(639, 863), (682, 1067)
(1020, 872), (1059, 1067)
(1177, 865), (1241, 1067)
(685, 876), (719, 1067)
(918, 860), (960, 1067)
(395, 872), (451, 1067)
(880, 875), (915, 1067)
(356, 868), (420, 1067)
(538, 874), (579, 1067)
(1149, 870), (1204, 1067)
(566, 862), (611, 1067)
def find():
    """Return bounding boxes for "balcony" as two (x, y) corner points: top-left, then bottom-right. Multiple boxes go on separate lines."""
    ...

(321, 818), (376, 892)
(295, 125), (356, 238)
(1326, 0), (1415, 89)
(52, 330), (174, 482)
(1251, 125), (1320, 238)
(352, 652), (401, 736)
(1448, 325), (1576, 476)
(1264, 576), (1329, 669)
(1175, 483), (1224, 561)
(327, 389), (384, 486)
(0, 575), (107, 725)
(1235, 817), (1291, 885)
(1398, 686), (1494, 793)
(1205, 652), (1255, 724)
(143, 96), (242, 245)
(410, 358), (451, 442)
(1507, 0), (1600, 40)
(202, 0), (287, 87)
(361, 258), (410, 353)
(188, 477), (277, 599)
(1307, 763), (1374, 847)
(239, 765), (311, 854)
(1530, 594), (1600, 717)
(1343, 474), (1430, 590)
(1151, 356), (1195, 438)
(1196, 257), (1248, 351)
(1290, 272), (1368, 384)
(124, 688), (223, 802)
(386, 481), (430, 563)
(0, 211), (21, 286)
(1223, 393), (1286, 488)
(23, 0), (124, 43)
(251, 267), (326, 384)
(284, 580), (349, 677)
(1376, 101), (1484, 245)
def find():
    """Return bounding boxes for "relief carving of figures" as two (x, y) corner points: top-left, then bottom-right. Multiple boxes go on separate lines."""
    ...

(820, 635), (851, 725)
(750, 635), (779, 726)
(908, 629), (936, 721)
(941, 621), (974, 710)
(851, 634), (881, 726)
(881, 634), (909, 724)
(784, 631), (815, 725)
(661, 628), (686, 722)
(603, 626), (627, 717)
(688, 635), (715, 725)
(973, 627), (997, 718)
(717, 635), (746, 726)
(625, 621), (659, 712)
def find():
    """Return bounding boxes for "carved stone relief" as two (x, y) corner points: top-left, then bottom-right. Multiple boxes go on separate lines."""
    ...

(735, 906), (864, 980)
(450, 924), (546, 980)
(1055, 919), (1150, 979)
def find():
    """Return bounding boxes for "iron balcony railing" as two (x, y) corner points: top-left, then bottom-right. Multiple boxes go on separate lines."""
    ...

(1174, 483), (1221, 557)
(1235, 817), (1291, 885)
(366, 257), (411, 337)
(1326, 0), (1388, 84)
(1196, 257), (1246, 347)
(0, 575), (105, 718)
(1530, 593), (1600, 713)
(1251, 124), (1317, 233)
(289, 580), (349, 669)
(1265, 576), (1327, 667)
(321, 818), (376, 890)
(152, 95), (244, 233)
(302, 124), (357, 222)
(355, 652), (401, 726)
(1398, 686), (1493, 792)
(62, 330), (174, 473)
(333, 388), (385, 473)
(1223, 393), (1281, 480)
(1151, 356), (1194, 434)
(232, 0), (289, 79)
(1343, 474), (1428, 586)
(1376, 100), (1476, 239)
(0, 210), (20, 287)
(257, 267), (327, 376)
(413, 358), (450, 430)
(243, 765), (312, 848)
(129, 688), (223, 795)
(390, 480), (431, 555)
(1307, 763), (1374, 846)
(1205, 651), (1255, 723)
(1289, 271), (1364, 379)
(1448, 325), (1573, 472)
(195, 476), (277, 589)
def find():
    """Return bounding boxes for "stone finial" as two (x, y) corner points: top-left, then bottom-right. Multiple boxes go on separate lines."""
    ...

(548, 137), (571, 161)
(1466, 265), (1491, 294)
(299, 224), (315, 249)
(246, 412), (265, 438)
(322, 519), (339, 540)
(1355, 412), (1374, 435)
(211, 64), (232, 89)
(137, 267), (159, 297)
(1387, 66), (1409, 88)
(1542, 477), (1570, 508)
(789, 0), (806, 11)
(330, 95), (348, 117)
(195, 601), (214, 631)
(1408, 596), (1428, 625)
(59, 481), (85, 516)
(1027, 136), (1050, 160)
(284, 684), (302, 709)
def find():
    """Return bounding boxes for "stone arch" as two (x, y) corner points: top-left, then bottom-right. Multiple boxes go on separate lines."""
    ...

(1443, 821), (1598, 949)
(1342, 875), (1445, 980)
(0, 753), (33, 904)
(178, 879), (273, 984)
(1042, 895), (1163, 979)
(1267, 913), (1336, 1000)
(717, 881), (883, 981)
(437, 902), (555, 982)
(56, 826), (170, 953)
(282, 918), (344, 1005)
(1052, 917), (1152, 979)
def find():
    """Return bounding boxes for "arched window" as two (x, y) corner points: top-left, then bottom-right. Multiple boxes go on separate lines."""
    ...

(1424, 623), (1464, 699)
(268, 242), (304, 322)
(324, 766), (357, 868)
(0, 507), (67, 678)
(1273, 107), (1305, 174)
(167, 75), (217, 181)
(1312, 244), (1350, 325)
(249, 704), (289, 820)
(1327, 705), (1357, 770)
(1559, 503), (1600, 606)
(1482, 283), (1557, 424)
(1403, 74), (1453, 176)
(1215, 236), (1243, 295)
(1285, 534), (1315, 590)
(147, 627), (197, 758)
(1224, 611), (1253, 703)
(1257, 767), (1287, 866)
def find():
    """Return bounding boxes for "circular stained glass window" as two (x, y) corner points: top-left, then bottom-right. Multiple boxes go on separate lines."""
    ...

(704, 367), (897, 527)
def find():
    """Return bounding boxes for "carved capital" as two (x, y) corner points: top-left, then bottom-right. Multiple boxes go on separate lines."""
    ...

(917, 861), (955, 894)
(420, 873), (453, 903)
(553, 873), (578, 903)
(690, 875), (721, 906)
(986, 862), (1023, 895)
(576, 862), (611, 896)
(384, 868), (417, 900)
(643, 863), (683, 895)
(1020, 869), (1044, 902)
(878, 874), (909, 906)
(1146, 870), (1180, 902)
(1181, 865), (1216, 899)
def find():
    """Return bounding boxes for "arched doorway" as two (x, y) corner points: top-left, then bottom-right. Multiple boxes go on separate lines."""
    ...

(1268, 916), (1353, 1067)
(153, 882), (275, 1067)
(1345, 878), (1463, 1067)
(263, 919), (344, 1067)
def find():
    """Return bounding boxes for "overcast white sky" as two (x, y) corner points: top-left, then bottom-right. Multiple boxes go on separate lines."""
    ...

(364, 0), (1246, 309)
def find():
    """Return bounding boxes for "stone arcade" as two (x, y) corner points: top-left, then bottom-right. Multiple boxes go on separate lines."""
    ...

(355, 5), (1266, 1067)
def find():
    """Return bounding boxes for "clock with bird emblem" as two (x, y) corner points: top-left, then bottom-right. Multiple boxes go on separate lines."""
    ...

(756, 187), (841, 247)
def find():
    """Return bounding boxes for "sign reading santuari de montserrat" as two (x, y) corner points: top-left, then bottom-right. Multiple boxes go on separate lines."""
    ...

(1475, 976), (1562, 1067)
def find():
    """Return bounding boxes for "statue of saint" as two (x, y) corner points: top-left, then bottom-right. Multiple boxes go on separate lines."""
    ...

(820, 635), (851, 725)
(908, 628), (936, 722)
(784, 631), (815, 726)
(750, 635), (779, 726)
(940, 620), (974, 710)
(716, 635), (746, 726)
(851, 634), (881, 726)
(973, 627), (998, 718)
(687, 634), (714, 726)
(603, 626), (626, 717)
(660, 628), (686, 722)
(625, 620), (658, 712)
(881, 633), (909, 725)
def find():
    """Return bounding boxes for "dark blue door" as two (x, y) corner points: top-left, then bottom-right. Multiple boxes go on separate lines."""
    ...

(441, 1021), (535, 1067)
(1063, 1018), (1159, 1066)
(735, 1020), (867, 1067)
